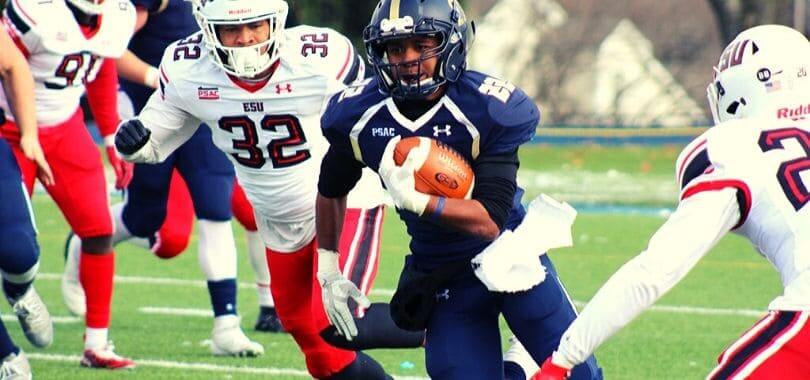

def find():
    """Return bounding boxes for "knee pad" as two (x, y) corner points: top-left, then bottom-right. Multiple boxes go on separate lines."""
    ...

(0, 227), (38, 279)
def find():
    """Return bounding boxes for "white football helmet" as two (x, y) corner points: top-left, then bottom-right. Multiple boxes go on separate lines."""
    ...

(66, 0), (104, 15)
(192, 0), (288, 78)
(707, 24), (810, 124)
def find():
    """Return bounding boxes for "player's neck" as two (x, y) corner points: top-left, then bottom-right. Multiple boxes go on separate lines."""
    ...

(66, 2), (99, 28)
(393, 95), (443, 122)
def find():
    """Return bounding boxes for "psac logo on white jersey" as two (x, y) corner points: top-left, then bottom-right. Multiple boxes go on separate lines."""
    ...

(380, 16), (414, 33)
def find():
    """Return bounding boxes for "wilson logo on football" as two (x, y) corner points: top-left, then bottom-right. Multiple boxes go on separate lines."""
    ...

(435, 172), (459, 190)
(198, 87), (220, 100)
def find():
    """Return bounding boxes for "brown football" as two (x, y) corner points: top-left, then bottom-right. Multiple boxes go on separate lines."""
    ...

(392, 136), (474, 199)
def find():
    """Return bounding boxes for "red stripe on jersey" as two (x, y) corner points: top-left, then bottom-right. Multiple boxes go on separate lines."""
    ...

(3, 19), (30, 58)
(681, 179), (752, 228)
(335, 37), (353, 81)
(159, 66), (169, 84)
(10, 0), (36, 26)
(677, 139), (707, 186)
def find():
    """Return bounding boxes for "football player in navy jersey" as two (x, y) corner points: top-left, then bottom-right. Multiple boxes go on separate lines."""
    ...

(316, 0), (602, 379)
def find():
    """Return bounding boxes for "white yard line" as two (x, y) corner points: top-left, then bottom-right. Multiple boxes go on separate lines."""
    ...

(0, 314), (79, 324)
(26, 352), (429, 379)
(40, 273), (764, 318)
(139, 306), (212, 317)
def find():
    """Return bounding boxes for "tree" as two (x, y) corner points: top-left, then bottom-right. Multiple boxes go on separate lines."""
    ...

(707, 0), (795, 45)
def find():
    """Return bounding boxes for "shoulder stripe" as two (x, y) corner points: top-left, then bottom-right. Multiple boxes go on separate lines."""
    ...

(341, 54), (362, 85)
(681, 179), (752, 229)
(680, 149), (711, 189)
(676, 139), (707, 186)
(5, 0), (33, 34)
(335, 38), (354, 81)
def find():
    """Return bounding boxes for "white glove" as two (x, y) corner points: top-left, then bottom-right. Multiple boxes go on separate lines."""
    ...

(378, 136), (431, 216)
(317, 248), (370, 340)
(472, 230), (547, 292)
(471, 194), (578, 292)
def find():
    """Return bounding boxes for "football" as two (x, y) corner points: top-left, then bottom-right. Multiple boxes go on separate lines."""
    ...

(393, 136), (474, 199)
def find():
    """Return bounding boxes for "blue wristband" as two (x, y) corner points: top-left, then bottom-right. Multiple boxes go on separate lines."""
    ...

(430, 197), (446, 220)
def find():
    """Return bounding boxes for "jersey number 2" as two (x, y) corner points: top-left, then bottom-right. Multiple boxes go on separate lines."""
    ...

(759, 128), (810, 211)
(218, 115), (310, 169)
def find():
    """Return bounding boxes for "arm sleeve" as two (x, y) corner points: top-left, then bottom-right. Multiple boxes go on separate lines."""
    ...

(123, 67), (199, 163)
(554, 188), (740, 368)
(471, 149), (519, 230)
(85, 58), (120, 138)
(318, 128), (364, 198)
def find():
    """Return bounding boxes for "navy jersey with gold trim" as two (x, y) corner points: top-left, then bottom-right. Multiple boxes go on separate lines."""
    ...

(321, 71), (540, 268)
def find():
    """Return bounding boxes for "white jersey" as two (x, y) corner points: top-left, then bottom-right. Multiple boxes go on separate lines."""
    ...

(131, 25), (376, 222)
(0, 0), (134, 127)
(553, 116), (810, 369)
(676, 117), (810, 310)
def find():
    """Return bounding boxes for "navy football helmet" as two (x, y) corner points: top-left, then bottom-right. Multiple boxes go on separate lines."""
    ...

(363, 0), (475, 99)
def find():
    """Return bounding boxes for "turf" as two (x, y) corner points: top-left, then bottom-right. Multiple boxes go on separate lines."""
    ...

(14, 144), (781, 379)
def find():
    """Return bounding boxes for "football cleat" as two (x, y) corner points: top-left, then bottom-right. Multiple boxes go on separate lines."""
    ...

(81, 342), (135, 370)
(61, 232), (86, 316)
(211, 315), (265, 357)
(9, 287), (53, 348)
(0, 351), (31, 380)
(254, 306), (285, 333)
(504, 336), (538, 379)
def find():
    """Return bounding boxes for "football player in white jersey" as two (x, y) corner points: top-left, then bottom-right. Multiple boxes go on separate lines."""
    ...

(0, 0), (136, 369)
(113, 0), (395, 378)
(532, 24), (810, 380)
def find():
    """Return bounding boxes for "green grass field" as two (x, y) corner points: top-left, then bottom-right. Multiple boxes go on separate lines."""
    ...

(12, 145), (782, 379)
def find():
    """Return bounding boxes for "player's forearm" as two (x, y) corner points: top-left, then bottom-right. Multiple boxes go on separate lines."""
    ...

(85, 59), (120, 137)
(117, 50), (159, 89)
(316, 194), (348, 251)
(424, 197), (500, 240)
(0, 33), (37, 137)
(554, 189), (740, 368)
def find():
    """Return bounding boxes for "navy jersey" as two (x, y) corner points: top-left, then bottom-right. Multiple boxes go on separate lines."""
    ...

(322, 71), (539, 268)
(122, 0), (198, 111)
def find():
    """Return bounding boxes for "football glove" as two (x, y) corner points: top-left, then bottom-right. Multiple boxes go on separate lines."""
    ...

(317, 248), (370, 341)
(115, 118), (151, 156)
(378, 136), (431, 216)
(531, 357), (571, 380)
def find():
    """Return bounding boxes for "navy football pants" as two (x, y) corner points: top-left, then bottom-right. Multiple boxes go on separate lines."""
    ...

(424, 254), (602, 380)
(122, 126), (235, 238)
(0, 139), (39, 275)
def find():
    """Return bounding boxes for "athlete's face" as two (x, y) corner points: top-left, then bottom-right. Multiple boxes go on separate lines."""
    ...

(384, 35), (440, 88)
(217, 21), (271, 49)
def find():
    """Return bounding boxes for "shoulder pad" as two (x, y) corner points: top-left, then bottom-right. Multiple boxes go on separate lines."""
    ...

(283, 25), (361, 84)
(158, 32), (208, 83)
(321, 78), (382, 134)
(454, 71), (540, 154)
(675, 119), (759, 189)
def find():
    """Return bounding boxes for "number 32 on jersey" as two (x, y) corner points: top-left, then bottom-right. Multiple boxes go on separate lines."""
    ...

(218, 114), (310, 169)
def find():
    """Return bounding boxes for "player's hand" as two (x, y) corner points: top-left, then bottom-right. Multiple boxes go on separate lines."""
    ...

(531, 357), (571, 380)
(19, 134), (54, 186)
(317, 248), (370, 340)
(115, 118), (151, 156)
(105, 144), (133, 190)
(378, 136), (430, 216)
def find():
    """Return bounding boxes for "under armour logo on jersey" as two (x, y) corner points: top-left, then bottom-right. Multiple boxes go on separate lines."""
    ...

(435, 289), (450, 301)
(275, 83), (293, 94)
(433, 125), (452, 137)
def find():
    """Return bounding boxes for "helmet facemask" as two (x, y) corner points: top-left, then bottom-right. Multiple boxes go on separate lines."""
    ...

(66, 0), (104, 15)
(368, 30), (449, 99)
(193, 1), (288, 79)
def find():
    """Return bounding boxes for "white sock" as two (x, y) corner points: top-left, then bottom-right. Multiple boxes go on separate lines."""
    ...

(111, 202), (150, 249)
(245, 231), (273, 307)
(84, 327), (109, 350)
(197, 220), (237, 281)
